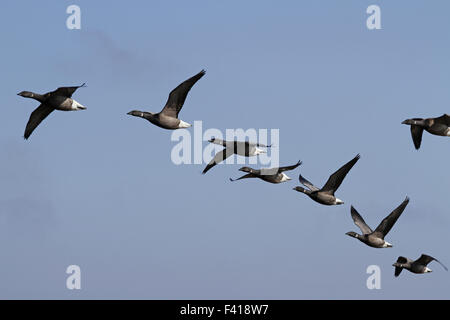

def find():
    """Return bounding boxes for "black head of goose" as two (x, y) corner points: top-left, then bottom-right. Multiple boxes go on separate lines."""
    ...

(402, 114), (450, 149)
(393, 254), (448, 277)
(345, 197), (409, 248)
(127, 70), (205, 130)
(17, 83), (87, 139)
(202, 138), (272, 174)
(229, 160), (302, 184)
(293, 154), (360, 206)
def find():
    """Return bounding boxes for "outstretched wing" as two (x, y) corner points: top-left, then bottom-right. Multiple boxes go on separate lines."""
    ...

(229, 173), (257, 182)
(435, 114), (450, 126)
(160, 70), (205, 118)
(322, 154), (360, 194)
(278, 160), (302, 173)
(394, 256), (408, 277)
(374, 197), (409, 238)
(410, 125), (424, 150)
(24, 104), (55, 139)
(51, 83), (86, 98)
(202, 148), (234, 174)
(350, 206), (373, 235)
(298, 174), (319, 191)
(416, 254), (448, 271)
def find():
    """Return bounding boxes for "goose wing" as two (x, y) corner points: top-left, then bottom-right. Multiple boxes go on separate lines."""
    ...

(160, 70), (205, 118)
(229, 173), (257, 182)
(298, 174), (319, 191)
(394, 256), (408, 277)
(416, 254), (448, 271)
(202, 148), (234, 174)
(373, 197), (409, 238)
(24, 104), (55, 139)
(278, 160), (302, 173)
(410, 125), (424, 150)
(51, 83), (86, 98)
(321, 154), (360, 194)
(434, 114), (450, 126)
(350, 206), (373, 235)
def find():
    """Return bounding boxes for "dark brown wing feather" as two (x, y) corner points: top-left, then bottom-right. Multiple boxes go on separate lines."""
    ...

(394, 256), (407, 277)
(434, 114), (450, 126)
(24, 104), (55, 139)
(416, 254), (448, 270)
(350, 206), (373, 235)
(229, 173), (257, 182)
(410, 125), (424, 150)
(160, 70), (205, 118)
(299, 174), (319, 191)
(415, 254), (435, 266)
(50, 83), (86, 98)
(202, 148), (233, 174)
(374, 197), (409, 237)
(322, 154), (360, 194)
(278, 160), (302, 173)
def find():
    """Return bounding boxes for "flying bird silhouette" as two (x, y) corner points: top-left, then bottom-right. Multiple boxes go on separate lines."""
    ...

(402, 114), (450, 149)
(17, 83), (87, 139)
(393, 254), (448, 277)
(202, 138), (271, 174)
(230, 160), (302, 184)
(346, 197), (409, 248)
(293, 154), (360, 205)
(127, 70), (205, 130)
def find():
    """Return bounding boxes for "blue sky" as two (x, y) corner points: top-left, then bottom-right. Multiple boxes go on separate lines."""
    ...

(1, 0), (450, 299)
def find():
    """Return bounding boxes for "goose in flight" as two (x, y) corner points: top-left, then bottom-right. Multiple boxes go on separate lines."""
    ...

(293, 154), (360, 205)
(17, 84), (87, 139)
(229, 160), (302, 184)
(202, 138), (271, 174)
(393, 254), (448, 277)
(402, 114), (450, 149)
(127, 70), (205, 130)
(346, 197), (409, 248)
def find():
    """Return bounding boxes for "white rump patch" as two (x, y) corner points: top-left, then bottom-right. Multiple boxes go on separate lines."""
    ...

(280, 173), (291, 182)
(383, 241), (393, 248)
(178, 119), (192, 128)
(71, 99), (87, 110)
(252, 147), (266, 156)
